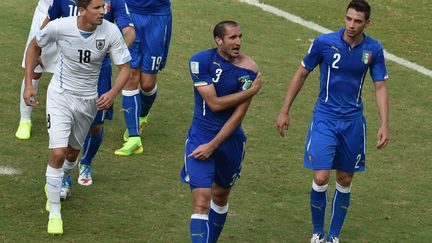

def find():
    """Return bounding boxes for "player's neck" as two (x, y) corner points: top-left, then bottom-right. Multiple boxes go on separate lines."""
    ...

(217, 49), (239, 63)
(77, 16), (97, 32)
(342, 32), (364, 48)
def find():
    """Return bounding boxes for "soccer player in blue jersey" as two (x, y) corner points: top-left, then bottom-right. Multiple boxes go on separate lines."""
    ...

(276, 1), (388, 242)
(114, 0), (172, 156)
(180, 21), (263, 243)
(45, 0), (135, 196)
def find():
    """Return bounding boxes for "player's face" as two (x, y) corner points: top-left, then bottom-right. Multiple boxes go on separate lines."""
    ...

(218, 25), (242, 60)
(344, 8), (369, 39)
(80, 0), (105, 26)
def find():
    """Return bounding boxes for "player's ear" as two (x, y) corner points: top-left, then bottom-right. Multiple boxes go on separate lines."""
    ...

(215, 36), (223, 46)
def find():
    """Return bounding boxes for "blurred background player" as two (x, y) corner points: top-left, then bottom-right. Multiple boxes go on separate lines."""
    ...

(15, 0), (55, 140)
(45, 0), (135, 198)
(276, 1), (389, 242)
(114, 0), (172, 156)
(24, 0), (131, 234)
(180, 21), (262, 243)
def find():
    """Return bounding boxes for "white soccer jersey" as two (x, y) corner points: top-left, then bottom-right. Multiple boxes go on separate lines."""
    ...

(37, 0), (52, 15)
(36, 16), (131, 97)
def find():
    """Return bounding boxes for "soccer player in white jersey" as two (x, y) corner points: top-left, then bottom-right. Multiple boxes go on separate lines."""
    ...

(23, 0), (131, 235)
(15, 0), (56, 139)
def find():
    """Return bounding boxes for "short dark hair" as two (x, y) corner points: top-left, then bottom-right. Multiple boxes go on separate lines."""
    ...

(346, 0), (371, 20)
(77, 0), (92, 9)
(213, 21), (239, 39)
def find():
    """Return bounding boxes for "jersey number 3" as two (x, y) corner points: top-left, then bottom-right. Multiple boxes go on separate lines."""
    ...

(78, 50), (91, 63)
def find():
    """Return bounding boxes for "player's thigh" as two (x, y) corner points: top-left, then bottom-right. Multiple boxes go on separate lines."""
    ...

(304, 118), (338, 170)
(69, 96), (97, 150)
(213, 135), (246, 189)
(180, 138), (215, 189)
(46, 87), (74, 149)
(334, 117), (366, 173)
(136, 14), (172, 74)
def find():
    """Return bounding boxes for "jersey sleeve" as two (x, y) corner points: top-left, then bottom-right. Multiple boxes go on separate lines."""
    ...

(36, 19), (58, 48)
(108, 25), (132, 65)
(112, 0), (133, 30)
(189, 53), (212, 87)
(301, 36), (323, 72)
(370, 43), (388, 82)
(238, 69), (257, 92)
(48, 0), (63, 20)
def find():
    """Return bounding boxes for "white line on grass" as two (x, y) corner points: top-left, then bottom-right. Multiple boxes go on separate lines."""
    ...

(0, 166), (20, 175)
(240, 0), (432, 78)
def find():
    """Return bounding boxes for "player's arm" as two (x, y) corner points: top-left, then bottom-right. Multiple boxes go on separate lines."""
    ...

(121, 26), (135, 47)
(374, 80), (389, 149)
(189, 98), (252, 160)
(198, 72), (261, 112)
(97, 62), (131, 110)
(276, 65), (310, 137)
(23, 38), (42, 107)
(113, 0), (135, 47)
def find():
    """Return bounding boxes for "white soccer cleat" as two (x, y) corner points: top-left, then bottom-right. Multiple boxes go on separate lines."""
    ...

(326, 236), (340, 243)
(60, 176), (72, 200)
(78, 163), (93, 186)
(311, 233), (325, 243)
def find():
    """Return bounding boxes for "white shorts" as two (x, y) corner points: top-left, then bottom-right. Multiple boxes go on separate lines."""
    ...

(22, 6), (57, 73)
(46, 84), (97, 150)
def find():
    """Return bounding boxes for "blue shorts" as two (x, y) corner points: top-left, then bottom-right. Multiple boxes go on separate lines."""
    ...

(304, 116), (366, 173)
(93, 63), (113, 125)
(129, 13), (172, 74)
(180, 127), (246, 189)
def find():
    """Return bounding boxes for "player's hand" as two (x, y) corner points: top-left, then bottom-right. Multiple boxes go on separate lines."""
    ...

(23, 86), (38, 107)
(250, 72), (262, 94)
(276, 112), (290, 137)
(96, 91), (115, 110)
(188, 143), (216, 160)
(376, 126), (388, 149)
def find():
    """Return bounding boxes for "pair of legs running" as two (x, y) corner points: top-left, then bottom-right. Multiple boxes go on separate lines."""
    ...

(191, 184), (231, 243)
(310, 170), (353, 243)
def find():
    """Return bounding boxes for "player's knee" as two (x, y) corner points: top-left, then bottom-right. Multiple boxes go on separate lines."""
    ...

(313, 176), (329, 186)
(140, 73), (157, 92)
(124, 70), (140, 90)
(49, 149), (66, 167)
(193, 200), (210, 214)
(89, 124), (103, 135)
(336, 177), (353, 188)
(65, 148), (80, 162)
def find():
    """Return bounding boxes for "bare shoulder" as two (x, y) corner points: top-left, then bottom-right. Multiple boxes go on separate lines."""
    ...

(236, 53), (259, 73)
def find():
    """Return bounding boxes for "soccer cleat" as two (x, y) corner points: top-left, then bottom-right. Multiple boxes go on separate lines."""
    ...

(114, 136), (143, 156)
(327, 237), (340, 243)
(15, 120), (32, 140)
(78, 163), (93, 186)
(60, 175), (72, 200)
(311, 233), (325, 243)
(45, 184), (61, 212)
(123, 115), (149, 141)
(47, 215), (63, 235)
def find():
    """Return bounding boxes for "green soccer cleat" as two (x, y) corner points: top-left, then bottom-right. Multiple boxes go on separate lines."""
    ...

(114, 136), (143, 156)
(123, 115), (149, 142)
(47, 215), (63, 235)
(15, 120), (32, 140)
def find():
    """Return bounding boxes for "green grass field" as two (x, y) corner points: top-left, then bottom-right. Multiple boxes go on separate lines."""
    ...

(0, 0), (431, 242)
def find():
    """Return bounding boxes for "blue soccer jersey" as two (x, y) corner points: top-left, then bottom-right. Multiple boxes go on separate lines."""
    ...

(302, 28), (388, 119)
(189, 48), (257, 136)
(125, 0), (171, 15)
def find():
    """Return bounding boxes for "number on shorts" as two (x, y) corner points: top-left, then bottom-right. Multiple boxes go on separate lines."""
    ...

(355, 154), (361, 169)
(151, 56), (162, 71)
(47, 114), (51, 129)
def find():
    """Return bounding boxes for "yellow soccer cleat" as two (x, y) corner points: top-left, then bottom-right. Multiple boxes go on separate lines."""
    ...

(114, 137), (143, 156)
(47, 215), (63, 235)
(123, 115), (149, 142)
(15, 120), (32, 140)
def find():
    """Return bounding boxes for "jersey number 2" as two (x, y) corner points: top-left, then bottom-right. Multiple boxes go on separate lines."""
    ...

(332, 53), (341, 69)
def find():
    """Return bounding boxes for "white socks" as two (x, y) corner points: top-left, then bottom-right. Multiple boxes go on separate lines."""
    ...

(46, 165), (63, 219)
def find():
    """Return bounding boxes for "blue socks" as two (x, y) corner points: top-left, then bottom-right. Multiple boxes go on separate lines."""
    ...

(122, 89), (141, 137)
(328, 182), (351, 240)
(190, 214), (209, 243)
(311, 181), (328, 236)
(140, 84), (158, 118)
(80, 127), (104, 166)
(208, 200), (229, 243)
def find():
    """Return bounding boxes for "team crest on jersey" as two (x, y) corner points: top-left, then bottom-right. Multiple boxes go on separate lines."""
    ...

(96, 39), (105, 51)
(362, 50), (372, 64)
(190, 61), (199, 74)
